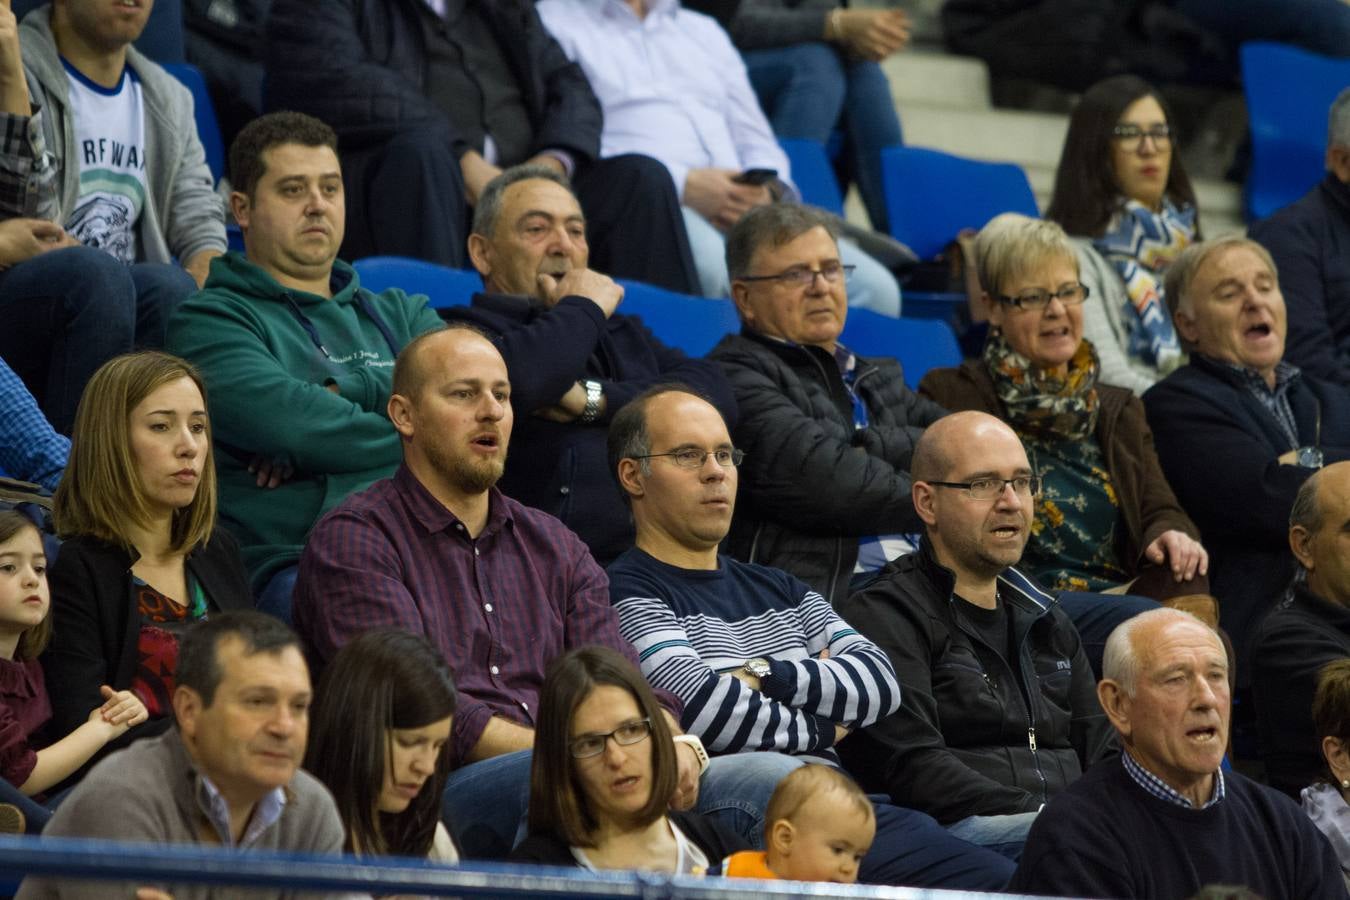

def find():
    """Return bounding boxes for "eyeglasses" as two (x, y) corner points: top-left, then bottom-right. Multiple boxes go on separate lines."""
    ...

(927, 476), (1042, 501)
(995, 284), (1090, 312)
(569, 718), (652, 759)
(1112, 123), (1172, 149)
(633, 448), (746, 469)
(737, 262), (856, 288)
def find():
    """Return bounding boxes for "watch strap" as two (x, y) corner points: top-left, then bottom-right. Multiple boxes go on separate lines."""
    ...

(672, 733), (710, 776)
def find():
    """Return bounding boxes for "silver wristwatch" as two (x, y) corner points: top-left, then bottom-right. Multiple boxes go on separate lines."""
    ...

(579, 379), (603, 424)
(743, 657), (771, 679)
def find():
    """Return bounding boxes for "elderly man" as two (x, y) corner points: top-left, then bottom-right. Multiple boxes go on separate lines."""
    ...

(294, 326), (797, 859)
(1251, 461), (1350, 796)
(1144, 236), (1350, 664)
(707, 203), (945, 606)
(168, 111), (444, 614)
(1251, 90), (1350, 383)
(607, 388), (1015, 890)
(1010, 608), (1344, 898)
(838, 411), (1113, 857)
(18, 612), (344, 899)
(443, 165), (735, 564)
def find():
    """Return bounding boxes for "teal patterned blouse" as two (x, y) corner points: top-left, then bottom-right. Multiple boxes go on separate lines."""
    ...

(1020, 433), (1130, 592)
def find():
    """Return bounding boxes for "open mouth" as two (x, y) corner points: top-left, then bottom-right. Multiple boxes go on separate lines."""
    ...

(1187, 726), (1219, 743)
(1040, 325), (1072, 338)
(991, 524), (1021, 538)
(471, 434), (500, 449)
(1244, 322), (1272, 338)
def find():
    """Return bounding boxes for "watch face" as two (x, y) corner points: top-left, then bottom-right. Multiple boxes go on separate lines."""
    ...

(1297, 447), (1325, 469)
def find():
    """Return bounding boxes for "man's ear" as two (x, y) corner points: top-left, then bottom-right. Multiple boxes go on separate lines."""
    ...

(912, 482), (939, 529)
(467, 233), (493, 280)
(1328, 144), (1350, 184)
(730, 282), (754, 326)
(768, 818), (794, 857)
(229, 192), (251, 232)
(173, 685), (203, 739)
(1172, 307), (1200, 347)
(388, 393), (415, 439)
(617, 458), (645, 501)
(1097, 679), (1132, 739)
(1290, 524), (1317, 572)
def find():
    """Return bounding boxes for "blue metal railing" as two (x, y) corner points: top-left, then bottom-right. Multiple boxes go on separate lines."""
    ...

(0, 835), (1035, 899)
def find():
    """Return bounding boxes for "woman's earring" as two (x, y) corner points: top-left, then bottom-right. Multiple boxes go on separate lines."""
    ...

(1341, 779), (1350, 790)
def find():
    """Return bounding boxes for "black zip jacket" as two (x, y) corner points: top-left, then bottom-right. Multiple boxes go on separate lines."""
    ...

(708, 328), (946, 605)
(836, 540), (1115, 824)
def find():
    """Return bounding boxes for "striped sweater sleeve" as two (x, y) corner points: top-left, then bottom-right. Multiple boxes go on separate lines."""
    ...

(757, 591), (901, 729)
(615, 592), (835, 755)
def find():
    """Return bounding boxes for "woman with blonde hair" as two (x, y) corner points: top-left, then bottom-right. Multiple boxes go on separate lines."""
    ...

(45, 351), (251, 762)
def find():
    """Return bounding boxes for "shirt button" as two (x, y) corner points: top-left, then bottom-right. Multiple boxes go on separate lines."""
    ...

(490, 665), (500, 675)
(521, 702), (529, 711)
(484, 603), (494, 613)
(474, 547), (479, 557)
(455, 523), (465, 531)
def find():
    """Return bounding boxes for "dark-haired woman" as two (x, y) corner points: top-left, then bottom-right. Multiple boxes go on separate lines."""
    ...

(1305, 658), (1350, 891)
(511, 647), (746, 873)
(1046, 74), (1201, 396)
(305, 629), (458, 861)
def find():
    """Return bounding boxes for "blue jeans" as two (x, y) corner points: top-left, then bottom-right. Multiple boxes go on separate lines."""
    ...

(0, 247), (149, 434)
(744, 42), (904, 232)
(863, 797), (1015, 889)
(1057, 591), (1160, 679)
(1177, 0), (1350, 58)
(441, 748), (802, 859)
(945, 810), (1040, 863)
(680, 207), (901, 317)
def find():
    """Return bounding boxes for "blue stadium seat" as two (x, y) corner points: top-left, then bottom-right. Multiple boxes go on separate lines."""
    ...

(777, 138), (844, 216)
(880, 147), (1039, 260)
(352, 257), (482, 310)
(840, 307), (962, 388)
(1242, 41), (1350, 222)
(161, 63), (226, 187)
(615, 281), (741, 357)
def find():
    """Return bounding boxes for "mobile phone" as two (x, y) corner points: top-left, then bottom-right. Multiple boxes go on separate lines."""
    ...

(733, 168), (778, 186)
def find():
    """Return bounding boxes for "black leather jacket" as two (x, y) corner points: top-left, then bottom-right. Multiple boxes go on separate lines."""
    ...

(836, 541), (1115, 824)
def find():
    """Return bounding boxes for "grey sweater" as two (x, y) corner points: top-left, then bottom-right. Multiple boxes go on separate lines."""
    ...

(17, 729), (346, 900)
(0, 5), (226, 264)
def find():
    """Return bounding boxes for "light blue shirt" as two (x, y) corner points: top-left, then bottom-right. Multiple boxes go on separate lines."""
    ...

(196, 773), (287, 847)
(536, 0), (794, 199)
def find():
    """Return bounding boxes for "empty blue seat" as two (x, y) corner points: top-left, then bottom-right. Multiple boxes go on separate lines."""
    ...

(778, 138), (845, 216)
(615, 281), (741, 357)
(840, 307), (962, 388)
(352, 257), (482, 310)
(1242, 41), (1350, 221)
(161, 63), (226, 187)
(880, 146), (1038, 260)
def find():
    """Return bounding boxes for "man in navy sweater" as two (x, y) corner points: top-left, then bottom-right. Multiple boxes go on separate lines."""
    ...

(606, 386), (1015, 891)
(1011, 607), (1344, 899)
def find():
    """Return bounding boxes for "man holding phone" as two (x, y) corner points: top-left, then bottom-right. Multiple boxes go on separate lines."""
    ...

(535, 0), (902, 317)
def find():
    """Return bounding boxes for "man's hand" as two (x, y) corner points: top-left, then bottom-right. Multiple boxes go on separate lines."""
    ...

(833, 723), (850, 744)
(536, 267), (623, 317)
(534, 381), (589, 423)
(248, 454), (294, 489)
(832, 8), (911, 61)
(461, 151), (503, 206)
(525, 153), (568, 177)
(683, 168), (773, 232)
(0, 0), (30, 116)
(1144, 530), (1209, 582)
(0, 218), (75, 267)
(661, 709), (702, 811)
(729, 668), (761, 692)
(135, 890), (174, 900)
(182, 249), (221, 289)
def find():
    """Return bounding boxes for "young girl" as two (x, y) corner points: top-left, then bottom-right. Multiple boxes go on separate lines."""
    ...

(305, 629), (459, 861)
(0, 510), (146, 828)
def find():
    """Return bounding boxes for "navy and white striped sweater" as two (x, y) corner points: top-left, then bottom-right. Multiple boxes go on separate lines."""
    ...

(608, 547), (900, 766)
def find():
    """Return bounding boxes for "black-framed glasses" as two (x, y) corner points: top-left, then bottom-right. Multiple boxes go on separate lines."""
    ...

(1112, 123), (1172, 149)
(633, 448), (746, 469)
(927, 476), (1042, 501)
(736, 262), (855, 288)
(569, 718), (652, 759)
(995, 283), (1090, 312)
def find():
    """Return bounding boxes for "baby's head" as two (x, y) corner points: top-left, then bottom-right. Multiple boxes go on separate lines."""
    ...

(763, 764), (876, 884)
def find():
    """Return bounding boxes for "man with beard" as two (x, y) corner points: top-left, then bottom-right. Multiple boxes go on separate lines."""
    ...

(292, 325), (799, 860)
(835, 411), (1113, 859)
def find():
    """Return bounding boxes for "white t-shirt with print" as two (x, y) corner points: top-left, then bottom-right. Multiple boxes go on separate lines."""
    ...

(63, 59), (148, 263)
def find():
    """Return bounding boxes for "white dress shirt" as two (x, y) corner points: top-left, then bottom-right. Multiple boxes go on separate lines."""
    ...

(536, 0), (794, 199)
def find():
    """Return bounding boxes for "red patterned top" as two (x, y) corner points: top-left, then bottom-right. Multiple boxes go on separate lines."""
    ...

(131, 576), (207, 719)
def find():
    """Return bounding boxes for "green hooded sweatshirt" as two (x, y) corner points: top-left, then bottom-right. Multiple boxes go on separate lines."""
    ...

(166, 252), (445, 590)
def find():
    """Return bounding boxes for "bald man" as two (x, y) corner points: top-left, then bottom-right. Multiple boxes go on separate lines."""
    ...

(1253, 461), (1350, 796)
(837, 412), (1113, 858)
(1012, 608), (1343, 899)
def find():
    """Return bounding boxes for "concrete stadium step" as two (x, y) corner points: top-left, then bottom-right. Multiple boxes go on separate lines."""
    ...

(884, 50), (991, 112)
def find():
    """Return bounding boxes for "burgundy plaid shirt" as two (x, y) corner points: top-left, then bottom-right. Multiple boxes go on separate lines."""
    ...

(294, 464), (676, 767)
